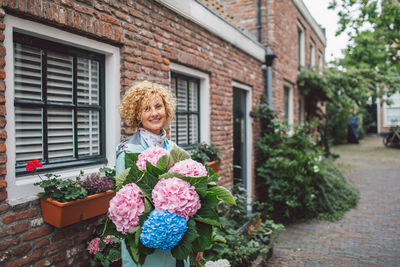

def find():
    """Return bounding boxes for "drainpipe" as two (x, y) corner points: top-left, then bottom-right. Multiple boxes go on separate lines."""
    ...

(265, 47), (277, 108)
(257, 0), (262, 42)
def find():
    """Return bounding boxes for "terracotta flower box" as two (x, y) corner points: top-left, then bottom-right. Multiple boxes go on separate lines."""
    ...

(40, 190), (116, 228)
(208, 160), (221, 173)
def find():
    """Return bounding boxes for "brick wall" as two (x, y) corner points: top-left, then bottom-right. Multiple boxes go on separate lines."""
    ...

(222, 0), (326, 120)
(0, 0), (264, 265)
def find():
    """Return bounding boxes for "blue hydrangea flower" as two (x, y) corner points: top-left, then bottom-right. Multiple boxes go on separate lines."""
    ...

(140, 210), (188, 251)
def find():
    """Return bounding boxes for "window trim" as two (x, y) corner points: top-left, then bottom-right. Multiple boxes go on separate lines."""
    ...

(4, 15), (121, 205)
(309, 39), (316, 68)
(170, 72), (201, 150)
(283, 82), (294, 125)
(13, 32), (107, 176)
(169, 63), (210, 144)
(383, 92), (400, 127)
(297, 22), (306, 67)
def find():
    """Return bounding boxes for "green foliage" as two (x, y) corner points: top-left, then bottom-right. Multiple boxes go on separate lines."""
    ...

(329, 0), (400, 73)
(89, 236), (122, 267)
(190, 142), (221, 165)
(252, 98), (359, 222)
(204, 186), (284, 267)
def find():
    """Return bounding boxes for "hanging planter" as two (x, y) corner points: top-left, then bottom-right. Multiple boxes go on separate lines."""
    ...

(208, 160), (221, 173)
(40, 190), (115, 228)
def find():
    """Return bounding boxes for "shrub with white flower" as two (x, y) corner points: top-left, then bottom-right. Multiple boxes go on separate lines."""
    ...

(205, 259), (231, 267)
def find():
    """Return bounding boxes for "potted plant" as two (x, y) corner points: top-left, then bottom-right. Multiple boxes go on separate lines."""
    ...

(27, 160), (116, 228)
(191, 142), (222, 173)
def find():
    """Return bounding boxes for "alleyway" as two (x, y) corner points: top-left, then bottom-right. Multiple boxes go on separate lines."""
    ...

(267, 135), (400, 266)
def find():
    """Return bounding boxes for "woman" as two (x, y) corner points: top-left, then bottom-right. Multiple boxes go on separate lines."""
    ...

(116, 81), (188, 267)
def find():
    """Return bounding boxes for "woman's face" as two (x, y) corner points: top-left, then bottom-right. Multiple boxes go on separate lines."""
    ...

(140, 94), (167, 135)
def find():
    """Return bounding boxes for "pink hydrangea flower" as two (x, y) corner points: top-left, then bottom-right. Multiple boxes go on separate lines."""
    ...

(108, 183), (145, 234)
(168, 159), (207, 177)
(87, 237), (101, 254)
(152, 178), (201, 220)
(136, 147), (169, 170)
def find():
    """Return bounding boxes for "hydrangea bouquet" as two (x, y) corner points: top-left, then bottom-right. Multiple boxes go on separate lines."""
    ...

(101, 146), (236, 265)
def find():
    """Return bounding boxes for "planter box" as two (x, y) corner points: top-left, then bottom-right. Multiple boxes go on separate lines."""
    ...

(208, 160), (221, 173)
(40, 190), (116, 228)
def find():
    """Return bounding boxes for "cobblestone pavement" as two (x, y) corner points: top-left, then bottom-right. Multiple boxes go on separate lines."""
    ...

(266, 135), (400, 267)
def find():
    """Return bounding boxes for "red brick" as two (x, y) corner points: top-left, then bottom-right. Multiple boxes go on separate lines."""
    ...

(0, 118), (7, 128)
(59, 6), (66, 24)
(74, 12), (80, 29)
(51, 231), (66, 242)
(0, 179), (6, 188)
(34, 258), (53, 267)
(0, 143), (6, 152)
(35, 238), (50, 249)
(0, 189), (7, 201)
(0, 153), (6, 163)
(5, 250), (42, 267)
(75, 5), (94, 16)
(51, 251), (65, 262)
(0, 33), (4, 42)
(7, 0), (16, 9)
(13, 243), (32, 256)
(27, 0), (35, 15)
(18, 0), (25, 11)
(0, 202), (9, 213)
(101, 13), (121, 26)
(12, 221), (30, 234)
(44, 240), (72, 255)
(36, 0), (42, 17)
(0, 225), (9, 237)
(0, 237), (19, 250)
(43, 1), (51, 20)
(73, 231), (91, 243)
(2, 208), (37, 226)
(0, 69), (5, 79)
(0, 106), (6, 115)
(22, 225), (53, 241)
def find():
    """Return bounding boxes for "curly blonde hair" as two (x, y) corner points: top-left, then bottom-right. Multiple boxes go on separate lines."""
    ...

(120, 81), (176, 132)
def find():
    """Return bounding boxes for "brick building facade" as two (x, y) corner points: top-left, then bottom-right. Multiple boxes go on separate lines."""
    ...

(0, 0), (325, 265)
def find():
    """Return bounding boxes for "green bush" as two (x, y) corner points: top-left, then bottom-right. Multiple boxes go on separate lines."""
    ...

(204, 186), (283, 267)
(252, 98), (359, 222)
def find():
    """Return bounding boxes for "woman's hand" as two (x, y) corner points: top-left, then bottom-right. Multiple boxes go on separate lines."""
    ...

(196, 252), (203, 261)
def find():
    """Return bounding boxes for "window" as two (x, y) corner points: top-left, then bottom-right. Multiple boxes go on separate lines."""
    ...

(309, 39), (316, 68)
(5, 15), (120, 204)
(283, 83), (294, 125)
(298, 94), (305, 122)
(297, 23), (305, 67)
(385, 92), (400, 126)
(170, 73), (200, 149)
(318, 51), (324, 67)
(13, 33), (106, 176)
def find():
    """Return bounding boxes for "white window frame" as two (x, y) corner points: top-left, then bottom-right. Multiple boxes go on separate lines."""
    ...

(4, 15), (121, 205)
(169, 63), (210, 144)
(284, 82), (294, 125)
(298, 94), (305, 123)
(318, 51), (324, 67)
(309, 39), (316, 68)
(383, 92), (400, 127)
(297, 22), (306, 67)
(232, 81), (253, 211)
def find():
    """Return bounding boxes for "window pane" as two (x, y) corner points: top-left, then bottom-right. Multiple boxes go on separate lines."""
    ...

(47, 51), (73, 103)
(284, 86), (289, 120)
(169, 117), (176, 143)
(177, 114), (188, 145)
(48, 108), (74, 160)
(15, 106), (43, 162)
(189, 114), (198, 144)
(189, 81), (198, 112)
(177, 79), (188, 111)
(14, 43), (42, 100)
(77, 58), (100, 105)
(78, 110), (100, 156)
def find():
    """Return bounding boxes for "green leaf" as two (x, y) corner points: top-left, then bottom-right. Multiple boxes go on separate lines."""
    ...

(128, 226), (140, 235)
(171, 219), (199, 260)
(170, 145), (191, 163)
(156, 154), (173, 172)
(127, 236), (140, 264)
(136, 172), (159, 199)
(192, 222), (212, 252)
(144, 197), (153, 212)
(194, 215), (221, 226)
(115, 167), (131, 189)
(108, 248), (121, 262)
(125, 153), (139, 169)
(207, 185), (236, 205)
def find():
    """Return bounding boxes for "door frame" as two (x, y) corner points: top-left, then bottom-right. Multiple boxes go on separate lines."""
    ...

(232, 81), (253, 209)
